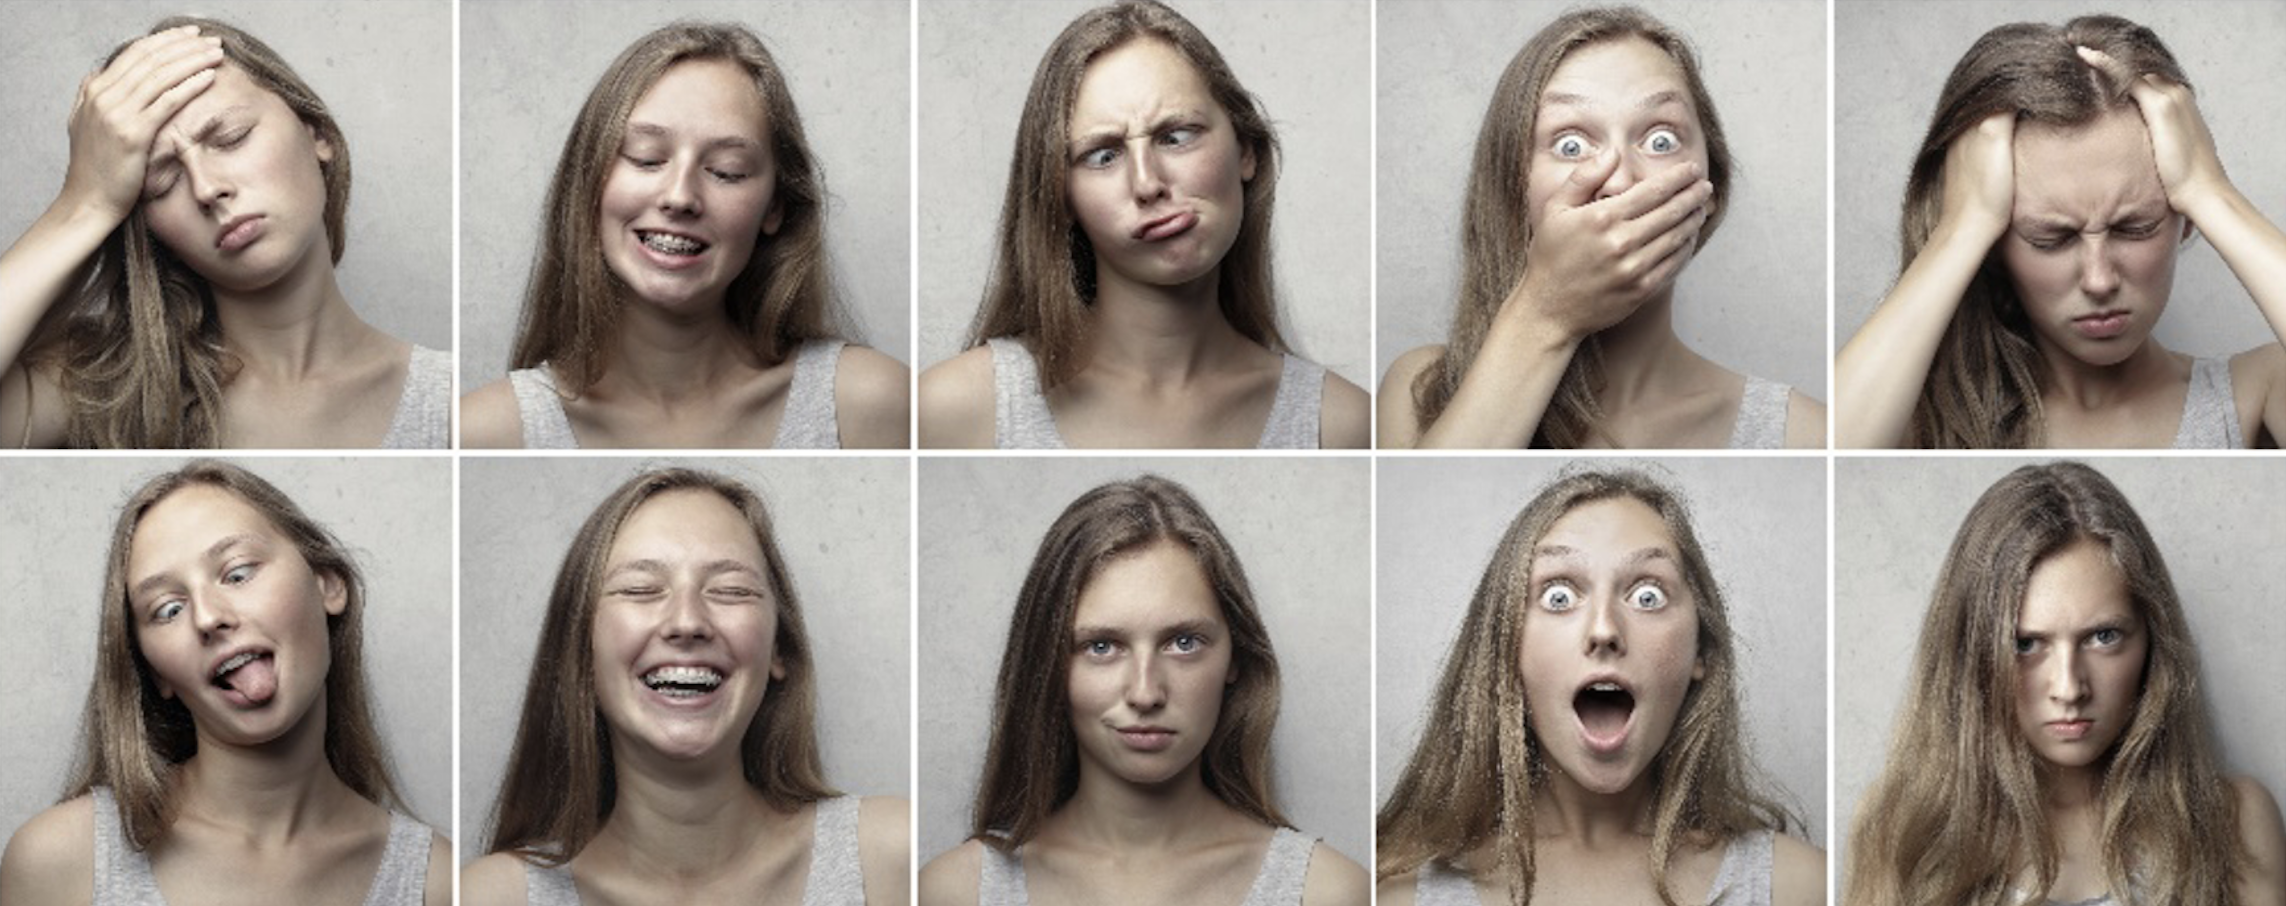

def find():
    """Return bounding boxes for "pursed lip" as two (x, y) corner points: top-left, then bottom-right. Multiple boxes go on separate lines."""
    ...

(2044, 717), (2095, 740)
(214, 214), (264, 252)
(1131, 209), (1198, 241)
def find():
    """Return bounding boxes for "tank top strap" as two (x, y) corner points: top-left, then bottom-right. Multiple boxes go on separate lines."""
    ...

(360, 811), (433, 906)
(1239, 828), (1317, 906)
(2172, 356), (2243, 449)
(1706, 829), (1775, 906)
(774, 339), (848, 449)
(1726, 376), (1791, 449)
(379, 345), (452, 449)
(1257, 356), (1325, 449)
(801, 797), (865, 906)
(976, 838), (1029, 906)
(987, 337), (1066, 449)
(507, 367), (578, 449)
(1413, 859), (1480, 906)
(523, 858), (581, 906)
(90, 786), (168, 906)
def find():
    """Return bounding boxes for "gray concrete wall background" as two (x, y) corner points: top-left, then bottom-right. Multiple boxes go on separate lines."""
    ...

(1377, 0), (1828, 402)
(0, 0), (453, 353)
(456, 456), (911, 855)
(916, 457), (1372, 868)
(0, 457), (454, 843)
(459, 0), (913, 391)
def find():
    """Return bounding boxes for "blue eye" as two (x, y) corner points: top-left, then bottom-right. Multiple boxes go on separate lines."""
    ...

(1643, 127), (1681, 155)
(1169, 633), (1202, 654)
(153, 599), (185, 623)
(1082, 639), (1117, 658)
(2089, 628), (2124, 647)
(1160, 126), (1200, 148)
(1551, 135), (1589, 160)
(1628, 583), (1668, 610)
(1538, 584), (1578, 612)
(2015, 636), (2041, 656)
(221, 564), (254, 586)
(1078, 146), (1119, 169)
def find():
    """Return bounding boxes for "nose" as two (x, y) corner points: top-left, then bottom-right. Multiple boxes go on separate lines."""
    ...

(1584, 595), (1626, 656)
(661, 585), (714, 642)
(2046, 646), (2089, 706)
(1594, 149), (1642, 202)
(1127, 140), (1169, 204)
(1123, 651), (1168, 712)
(659, 159), (704, 218)
(190, 591), (237, 636)
(185, 155), (232, 209)
(2079, 237), (2121, 299)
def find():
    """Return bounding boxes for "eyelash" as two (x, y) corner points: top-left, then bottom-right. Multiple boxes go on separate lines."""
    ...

(2015, 627), (2127, 655)
(621, 155), (750, 184)
(2028, 222), (2162, 251)
(1077, 125), (1204, 170)
(1536, 579), (1671, 612)
(1548, 126), (1684, 161)
(1076, 633), (1209, 658)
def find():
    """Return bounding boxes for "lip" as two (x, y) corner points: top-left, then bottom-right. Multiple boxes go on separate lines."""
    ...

(635, 659), (731, 708)
(2045, 719), (2094, 741)
(1132, 210), (1198, 242)
(215, 214), (265, 253)
(1114, 724), (1177, 752)
(632, 227), (712, 271)
(2071, 310), (2132, 340)
(207, 644), (272, 682)
(1572, 674), (1636, 757)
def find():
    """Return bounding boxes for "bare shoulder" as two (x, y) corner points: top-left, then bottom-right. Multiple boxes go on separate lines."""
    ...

(1301, 839), (1370, 906)
(458, 377), (525, 449)
(1785, 389), (1828, 449)
(1373, 870), (1421, 906)
(2231, 775), (2286, 902)
(0, 360), (68, 448)
(855, 796), (912, 905)
(459, 850), (534, 906)
(832, 344), (912, 449)
(1318, 369), (1370, 449)
(918, 345), (996, 449)
(2230, 342), (2286, 446)
(422, 831), (453, 906)
(0, 795), (95, 906)
(918, 838), (987, 906)
(1376, 344), (1446, 449)
(1769, 831), (1828, 906)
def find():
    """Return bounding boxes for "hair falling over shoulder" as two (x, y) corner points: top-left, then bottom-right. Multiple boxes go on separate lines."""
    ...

(1843, 463), (2242, 905)
(1376, 469), (1794, 906)
(969, 475), (1286, 849)
(61, 459), (399, 850)
(1902, 16), (2190, 448)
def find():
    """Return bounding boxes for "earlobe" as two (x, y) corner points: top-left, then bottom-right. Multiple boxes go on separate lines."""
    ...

(770, 654), (787, 682)
(1241, 143), (1257, 183)
(311, 126), (335, 165)
(762, 196), (784, 236)
(1691, 657), (1705, 682)
(319, 572), (348, 617)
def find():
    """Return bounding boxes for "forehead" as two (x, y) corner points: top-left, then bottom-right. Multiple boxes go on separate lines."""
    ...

(1073, 540), (1223, 627)
(1536, 496), (1678, 560)
(1539, 35), (1692, 117)
(1070, 38), (1217, 128)
(2019, 538), (2135, 627)
(128, 484), (275, 567)
(2012, 109), (2166, 220)
(626, 58), (768, 141)
(159, 64), (284, 137)
(609, 489), (765, 563)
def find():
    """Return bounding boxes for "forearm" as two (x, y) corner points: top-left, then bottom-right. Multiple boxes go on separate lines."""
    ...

(0, 196), (116, 373)
(2182, 184), (2286, 349)
(1415, 303), (1580, 449)
(1836, 225), (1990, 447)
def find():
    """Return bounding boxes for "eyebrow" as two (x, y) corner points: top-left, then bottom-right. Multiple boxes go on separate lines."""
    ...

(1531, 544), (1675, 566)
(1072, 618), (1221, 639)
(623, 122), (759, 151)
(1539, 89), (1688, 113)
(1067, 111), (1205, 151)
(2016, 613), (2136, 638)
(129, 532), (261, 602)
(149, 106), (254, 169)
(603, 558), (765, 580)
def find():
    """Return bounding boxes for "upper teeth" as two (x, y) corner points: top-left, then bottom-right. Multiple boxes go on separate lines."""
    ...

(640, 231), (705, 255)
(1589, 682), (1621, 692)
(644, 666), (722, 688)
(214, 651), (260, 679)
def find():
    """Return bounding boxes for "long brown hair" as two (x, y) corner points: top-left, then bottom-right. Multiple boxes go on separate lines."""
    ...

(27, 18), (352, 448)
(1410, 6), (1734, 448)
(1843, 462), (2240, 905)
(486, 467), (835, 864)
(509, 22), (848, 393)
(963, 0), (1286, 387)
(1902, 16), (2190, 448)
(1377, 469), (1794, 906)
(969, 475), (1286, 849)
(61, 459), (400, 851)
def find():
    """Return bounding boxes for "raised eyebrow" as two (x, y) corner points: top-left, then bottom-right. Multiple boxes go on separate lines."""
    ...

(1637, 90), (1688, 114)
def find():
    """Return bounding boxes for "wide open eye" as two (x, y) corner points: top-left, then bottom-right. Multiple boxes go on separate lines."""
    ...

(1627, 583), (1668, 611)
(1539, 583), (1579, 612)
(1551, 134), (1590, 160)
(1643, 127), (1682, 155)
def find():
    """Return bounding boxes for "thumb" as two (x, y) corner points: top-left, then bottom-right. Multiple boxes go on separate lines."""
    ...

(1556, 151), (1618, 210)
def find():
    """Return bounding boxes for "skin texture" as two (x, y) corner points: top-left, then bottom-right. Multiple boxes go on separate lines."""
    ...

(139, 63), (336, 296)
(2001, 109), (2182, 372)
(2012, 539), (2146, 776)
(599, 59), (782, 316)
(1065, 540), (1235, 788)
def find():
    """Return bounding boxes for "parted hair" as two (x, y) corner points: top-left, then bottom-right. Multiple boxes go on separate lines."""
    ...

(1903, 16), (2190, 448)
(29, 18), (351, 448)
(969, 475), (1286, 849)
(1376, 469), (1795, 906)
(509, 22), (847, 394)
(63, 459), (400, 851)
(486, 467), (834, 865)
(1411, 6), (1734, 447)
(1843, 462), (2241, 905)
(964, 0), (1286, 387)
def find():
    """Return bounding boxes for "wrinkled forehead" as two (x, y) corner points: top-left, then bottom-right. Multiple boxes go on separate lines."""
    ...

(2012, 107), (2167, 221)
(1070, 37), (1219, 126)
(152, 64), (289, 148)
(1538, 35), (1696, 121)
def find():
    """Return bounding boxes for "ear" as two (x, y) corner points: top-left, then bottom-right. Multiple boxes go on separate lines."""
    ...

(156, 676), (178, 701)
(1691, 655), (1706, 682)
(761, 195), (784, 237)
(309, 123), (335, 165)
(770, 652), (787, 682)
(1240, 142), (1257, 183)
(318, 570), (348, 617)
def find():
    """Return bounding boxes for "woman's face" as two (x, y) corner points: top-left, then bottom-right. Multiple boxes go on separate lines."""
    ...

(140, 63), (336, 295)
(590, 489), (784, 765)
(2013, 537), (2148, 771)
(597, 58), (782, 316)
(2001, 109), (2183, 368)
(1517, 496), (1702, 795)
(126, 484), (344, 747)
(1064, 38), (1255, 298)
(1525, 36), (1712, 237)
(1065, 540), (1234, 789)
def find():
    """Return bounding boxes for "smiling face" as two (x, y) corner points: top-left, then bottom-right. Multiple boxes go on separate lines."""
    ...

(1518, 496), (1702, 795)
(590, 488), (785, 765)
(2013, 537), (2148, 772)
(2002, 108), (2183, 368)
(139, 63), (336, 295)
(598, 58), (782, 316)
(1064, 38), (1255, 298)
(1065, 540), (1235, 789)
(125, 484), (344, 747)
(1525, 36), (1711, 236)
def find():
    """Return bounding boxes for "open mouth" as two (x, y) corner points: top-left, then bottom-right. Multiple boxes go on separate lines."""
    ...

(211, 650), (277, 705)
(1573, 681), (1635, 752)
(636, 230), (710, 257)
(642, 665), (724, 699)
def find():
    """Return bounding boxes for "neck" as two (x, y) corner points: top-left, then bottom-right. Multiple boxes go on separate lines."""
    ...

(1534, 759), (1658, 848)
(1081, 266), (1247, 384)
(590, 737), (782, 877)
(1055, 757), (1229, 851)
(1585, 291), (1696, 407)
(2034, 334), (2178, 410)
(210, 257), (375, 382)
(598, 294), (758, 404)
(174, 693), (356, 843)
(2041, 761), (2105, 813)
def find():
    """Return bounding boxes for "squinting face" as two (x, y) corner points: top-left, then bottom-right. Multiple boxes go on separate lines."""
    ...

(140, 63), (336, 295)
(1518, 496), (1703, 795)
(591, 489), (784, 765)
(598, 59), (782, 316)
(126, 484), (345, 747)
(1526, 36), (1712, 236)
(1065, 38), (1256, 297)
(2002, 109), (2182, 368)
(2013, 537), (2148, 771)
(1065, 540), (1235, 789)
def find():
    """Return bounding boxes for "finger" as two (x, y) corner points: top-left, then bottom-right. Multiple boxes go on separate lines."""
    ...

(1553, 150), (1620, 211)
(128, 42), (225, 116)
(95, 27), (209, 107)
(1633, 206), (1710, 289)
(142, 67), (218, 130)
(1601, 161), (1704, 223)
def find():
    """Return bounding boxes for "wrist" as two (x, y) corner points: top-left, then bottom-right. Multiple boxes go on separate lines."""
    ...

(1489, 289), (1585, 356)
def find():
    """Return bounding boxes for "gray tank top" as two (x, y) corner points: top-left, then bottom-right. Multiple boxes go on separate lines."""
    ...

(985, 336), (1324, 449)
(91, 786), (431, 906)
(2171, 356), (2242, 449)
(523, 796), (864, 906)
(378, 345), (451, 449)
(1414, 829), (1773, 906)
(505, 339), (845, 449)
(1725, 376), (1792, 449)
(978, 826), (1315, 906)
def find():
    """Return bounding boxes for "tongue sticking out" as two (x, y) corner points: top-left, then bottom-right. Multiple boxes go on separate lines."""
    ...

(222, 656), (279, 706)
(1574, 687), (1634, 750)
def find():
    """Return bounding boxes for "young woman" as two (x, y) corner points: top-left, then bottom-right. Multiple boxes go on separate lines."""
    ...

(1377, 469), (1822, 906)
(0, 19), (449, 448)
(460, 22), (909, 449)
(917, 0), (1369, 450)
(1378, 6), (1823, 449)
(919, 476), (1367, 905)
(1835, 14), (2286, 448)
(460, 468), (908, 905)
(0, 460), (449, 905)
(1844, 462), (2286, 905)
